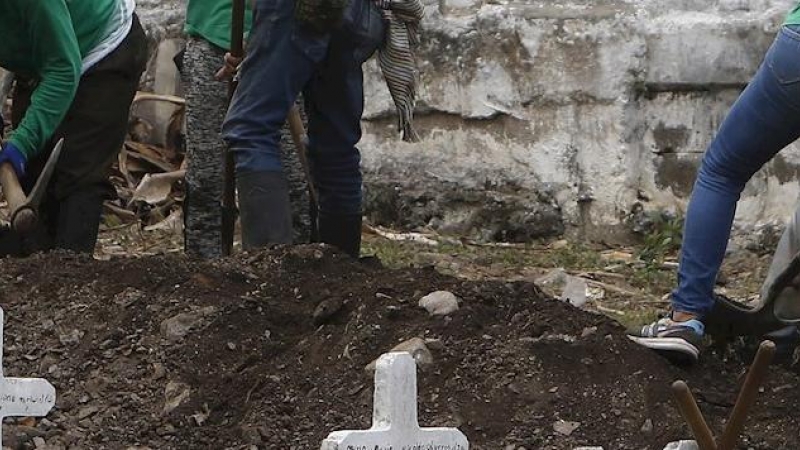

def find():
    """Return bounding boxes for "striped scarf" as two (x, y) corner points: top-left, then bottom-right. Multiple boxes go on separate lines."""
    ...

(374, 0), (424, 142)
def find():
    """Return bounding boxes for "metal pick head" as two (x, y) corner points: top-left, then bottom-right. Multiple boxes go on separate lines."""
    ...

(27, 138), (64, 209)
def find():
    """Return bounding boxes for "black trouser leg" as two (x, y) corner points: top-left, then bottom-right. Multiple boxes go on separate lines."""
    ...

(54, 189), (104, 253)
(318, 212), (361, 258)
(237, 171), (294, 250)
(10, 16), (148, 255)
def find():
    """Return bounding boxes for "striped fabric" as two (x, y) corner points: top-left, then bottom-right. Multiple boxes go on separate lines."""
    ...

(375, 0), (424, 142)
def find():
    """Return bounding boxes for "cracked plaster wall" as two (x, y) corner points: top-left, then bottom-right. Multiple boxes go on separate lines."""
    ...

(138, 0), (800, 241)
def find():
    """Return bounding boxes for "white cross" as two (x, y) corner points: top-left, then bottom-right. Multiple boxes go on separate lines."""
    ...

(320, 352), (469, 450)
(0, 307), (56, 448)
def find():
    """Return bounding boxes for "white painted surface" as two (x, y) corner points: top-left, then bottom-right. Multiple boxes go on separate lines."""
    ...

(0, 308), (56, 448)
(321, 352), (469, 450)
(664, 441), (699, 450)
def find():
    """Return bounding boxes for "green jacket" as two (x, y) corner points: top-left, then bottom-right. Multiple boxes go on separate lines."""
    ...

(185, 0), (253, 51)
(787, 4), (800, 25)
(0, 0), (124, 159)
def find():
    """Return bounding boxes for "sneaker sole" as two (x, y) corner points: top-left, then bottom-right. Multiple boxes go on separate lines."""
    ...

(627, 336), (700, 364)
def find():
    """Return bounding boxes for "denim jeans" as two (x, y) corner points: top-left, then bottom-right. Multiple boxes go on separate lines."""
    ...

(221, 0), (385, 215)
(672, 25), (800, 317)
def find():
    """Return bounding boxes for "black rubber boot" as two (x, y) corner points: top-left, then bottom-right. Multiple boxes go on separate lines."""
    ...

(55, 190), (104, 254)
(318, 212), (361, 258)
(237, 170), (293, 250)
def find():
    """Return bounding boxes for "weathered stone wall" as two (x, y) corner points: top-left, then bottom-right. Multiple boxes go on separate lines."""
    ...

(138, 0), (800, 242)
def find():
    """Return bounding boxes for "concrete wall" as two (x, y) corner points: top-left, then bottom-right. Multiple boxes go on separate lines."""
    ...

(138, 0), (800, 242)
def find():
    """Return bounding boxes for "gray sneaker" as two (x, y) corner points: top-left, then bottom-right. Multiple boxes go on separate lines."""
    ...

(628, 318), (703, 363)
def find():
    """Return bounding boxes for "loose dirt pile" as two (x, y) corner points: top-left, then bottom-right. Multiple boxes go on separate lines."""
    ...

(0, 246), (797, 449)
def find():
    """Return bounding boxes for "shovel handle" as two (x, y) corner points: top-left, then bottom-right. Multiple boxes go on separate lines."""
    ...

(672, 380), (717, 450)
(717, 340), (776, 450)
(0, 162), (25, 210)
(0, 163), (35, 233)
(287, 106), (317, 207)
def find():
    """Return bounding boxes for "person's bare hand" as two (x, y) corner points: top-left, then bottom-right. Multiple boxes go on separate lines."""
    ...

(215, 53), (244, 81)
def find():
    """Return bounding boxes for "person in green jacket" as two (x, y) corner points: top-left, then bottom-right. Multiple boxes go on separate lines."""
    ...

(181, 0), (311, 258)
(181, 0), (251, 258)
(0, 0), (147, 255)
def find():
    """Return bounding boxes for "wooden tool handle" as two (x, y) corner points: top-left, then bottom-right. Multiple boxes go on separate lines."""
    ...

(230, 0), (246, 58)
(287, 106), (318, 207)
(672, 380), (717, 450)
(0, 162), (36, 233)
(717, 340), (776, 450)
(221, 0), (248, 256)
(0, 162), (26, 211)
(227, 0), (246, 99)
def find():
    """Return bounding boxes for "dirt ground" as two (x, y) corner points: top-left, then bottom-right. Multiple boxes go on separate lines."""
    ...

(0, 235), (797, 449)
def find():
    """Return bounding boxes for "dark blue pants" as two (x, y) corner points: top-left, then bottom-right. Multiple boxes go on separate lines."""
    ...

(672, 25), (800, 316)
(222, 0), (385, 215)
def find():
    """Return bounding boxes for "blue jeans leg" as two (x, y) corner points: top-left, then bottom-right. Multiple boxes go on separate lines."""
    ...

(672, 25), (800, 317)
(304, 0), (385, 215)
(221, 0), (328, 174)
(222, 0), (385, 217)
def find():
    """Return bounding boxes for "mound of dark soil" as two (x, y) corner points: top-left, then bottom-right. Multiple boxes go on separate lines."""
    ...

(0, 246), (797, 449)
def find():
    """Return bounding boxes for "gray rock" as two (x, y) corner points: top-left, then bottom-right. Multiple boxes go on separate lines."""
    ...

(553, 420), (580, 436)
(160, 306), (217, 341)
(76, 406), (99, 420)
(535, 268), (569, 300)
(162, 381), (191, 415)
(365, 338), (434, 372)
(663, 442), (699, 450)
(419, 291), (460, 316)
(152, 363), (166, 380)
(41, 320), (55, 332)
(640, 418), (654, 435)
(560, 276), (588, 308)
(58, 330), (83, 347)
(313, 298), (343, 326)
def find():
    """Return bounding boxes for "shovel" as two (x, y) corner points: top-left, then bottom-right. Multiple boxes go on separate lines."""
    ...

(0, 138), (64, 233)
(704, 206), (800, 339)
(703, 202), (800, 338)
(705, 255), (800, 338)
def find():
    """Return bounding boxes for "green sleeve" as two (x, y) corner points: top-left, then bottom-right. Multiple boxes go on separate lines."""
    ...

(9, 1), (81, 159)
(787, 5), (800, 26)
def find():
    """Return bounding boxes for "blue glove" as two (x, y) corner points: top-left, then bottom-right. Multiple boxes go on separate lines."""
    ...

(0, 142), (26, 178)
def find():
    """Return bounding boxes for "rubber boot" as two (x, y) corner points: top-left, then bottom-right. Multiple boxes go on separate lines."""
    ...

(318, 212), (361, 258)
(237, 170), (293, 250)
(55, 191), (104, 254)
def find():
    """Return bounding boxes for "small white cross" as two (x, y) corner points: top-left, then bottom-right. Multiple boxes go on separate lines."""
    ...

(320, 352), (469, 450)
(0, 308), (56, 448)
